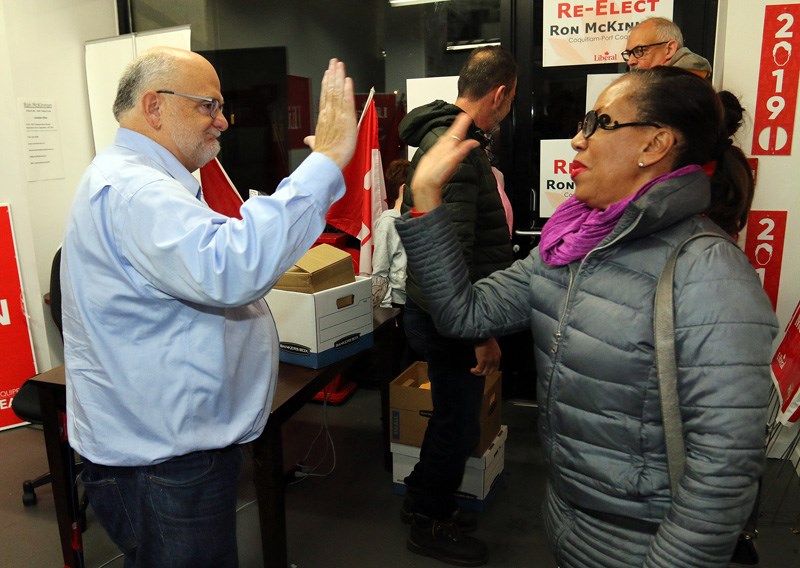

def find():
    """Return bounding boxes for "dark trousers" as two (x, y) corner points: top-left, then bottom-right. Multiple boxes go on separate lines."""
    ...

(81, 445), (243, 568)
(403, 300), (485, 519)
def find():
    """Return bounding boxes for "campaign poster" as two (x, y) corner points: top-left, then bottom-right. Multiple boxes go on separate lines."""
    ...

(586, 73), (623, 111)
(539, 140), (577, 218)
(543, 0), (674, 68)
(743, 210), (787, 311)
(771, 298), (800, 424)
(0, 204), (37, 430)
(751, 3), (800, 156)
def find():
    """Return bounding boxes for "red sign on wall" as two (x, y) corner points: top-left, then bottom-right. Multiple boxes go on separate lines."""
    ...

(751, 4), (800, 156)
(743, 210), (787, 311)
(0, 204), (37, 430)
(772, 299), (800, 424)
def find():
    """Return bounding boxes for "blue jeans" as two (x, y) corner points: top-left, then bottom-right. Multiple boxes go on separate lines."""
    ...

(80, 445), (243, 568)
(403, 300), (486, 519)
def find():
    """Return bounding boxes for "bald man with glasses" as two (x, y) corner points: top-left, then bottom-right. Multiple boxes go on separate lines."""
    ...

(61, 47), (357, 567)
(623, 17), (712, 79)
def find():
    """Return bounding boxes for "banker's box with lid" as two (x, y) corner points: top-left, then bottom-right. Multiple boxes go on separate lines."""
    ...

(266, 245), (372, 368)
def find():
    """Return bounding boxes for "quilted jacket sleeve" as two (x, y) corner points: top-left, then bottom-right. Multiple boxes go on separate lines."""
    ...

(396, 206), (531, 339)
(644, 239), (778, 567)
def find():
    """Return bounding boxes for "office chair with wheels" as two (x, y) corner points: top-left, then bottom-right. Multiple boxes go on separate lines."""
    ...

(11, 247), (87, 521)
(11, 380), (58, 506)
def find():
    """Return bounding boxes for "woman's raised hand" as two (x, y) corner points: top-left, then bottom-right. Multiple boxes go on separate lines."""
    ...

(409, 113), (480, 212)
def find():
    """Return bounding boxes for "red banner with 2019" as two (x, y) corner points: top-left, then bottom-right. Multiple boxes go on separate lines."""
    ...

(751, 4), (800, 156)
(0, 204), (36, 430)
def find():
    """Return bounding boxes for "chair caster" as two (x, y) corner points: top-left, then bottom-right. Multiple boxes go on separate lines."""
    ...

(22, 481), (38, 506)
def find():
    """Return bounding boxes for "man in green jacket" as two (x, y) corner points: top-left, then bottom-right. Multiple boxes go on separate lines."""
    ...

(623, 17), (712, 79)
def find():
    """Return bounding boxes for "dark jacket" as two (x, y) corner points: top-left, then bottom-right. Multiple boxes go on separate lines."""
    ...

(396, 170), (778, 566)
(399, 100), (513, 311)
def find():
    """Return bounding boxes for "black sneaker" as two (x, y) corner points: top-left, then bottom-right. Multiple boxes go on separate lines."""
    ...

(407, 515), (488, 567)
(400, 496), (478, 533)
(729, 532), (759, 566)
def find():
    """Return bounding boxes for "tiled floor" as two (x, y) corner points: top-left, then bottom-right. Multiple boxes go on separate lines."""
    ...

(1, 386), (798, 567)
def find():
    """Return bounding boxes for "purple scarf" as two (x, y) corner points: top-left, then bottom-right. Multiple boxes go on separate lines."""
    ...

(539, 165), (702, 266)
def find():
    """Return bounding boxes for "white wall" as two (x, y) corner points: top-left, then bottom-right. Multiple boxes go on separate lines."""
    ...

(717, 0), (800, 458)
(0, 0), (117, 371)
(717, 0), (800, 335)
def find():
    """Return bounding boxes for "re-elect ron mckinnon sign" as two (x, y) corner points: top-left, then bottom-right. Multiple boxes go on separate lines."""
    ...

(542, 1), (674, 67)
(0, 204), (37, 430)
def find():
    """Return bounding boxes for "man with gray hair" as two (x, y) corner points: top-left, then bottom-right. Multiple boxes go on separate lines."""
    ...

(623, 16), (712, 78)
(61, 47), (356, 567)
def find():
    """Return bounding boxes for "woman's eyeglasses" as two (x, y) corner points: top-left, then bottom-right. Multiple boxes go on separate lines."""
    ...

(620, 41), (668, 61)
(577, 110), (662, 139)
(156, 90), (223, 118)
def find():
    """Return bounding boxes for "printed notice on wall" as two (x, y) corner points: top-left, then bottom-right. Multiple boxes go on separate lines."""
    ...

(18, 99), (65, 182)
(542, 0), (674, 67)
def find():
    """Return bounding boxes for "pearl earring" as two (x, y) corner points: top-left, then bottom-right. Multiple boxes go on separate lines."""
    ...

(638, 161), (645, 168)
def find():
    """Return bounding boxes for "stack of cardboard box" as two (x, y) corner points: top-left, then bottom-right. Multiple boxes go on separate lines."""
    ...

(266, 244), (373, 370)
(389, 361), (507, 510)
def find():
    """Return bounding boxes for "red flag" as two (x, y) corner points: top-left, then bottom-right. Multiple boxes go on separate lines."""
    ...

(326, 93), (386, 275)
(200, 157), (244, 219)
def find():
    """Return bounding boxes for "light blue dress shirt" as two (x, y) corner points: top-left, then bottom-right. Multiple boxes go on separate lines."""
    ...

(62, 128), (344, 466)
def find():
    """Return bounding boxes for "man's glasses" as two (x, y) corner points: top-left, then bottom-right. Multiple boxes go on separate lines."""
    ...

(156, 90), (223, 118)
(620, 41), (668, 61)
(577, 110), (661, 139)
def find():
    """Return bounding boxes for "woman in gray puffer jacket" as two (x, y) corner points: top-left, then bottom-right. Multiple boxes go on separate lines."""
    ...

(396, 68), (778, 568)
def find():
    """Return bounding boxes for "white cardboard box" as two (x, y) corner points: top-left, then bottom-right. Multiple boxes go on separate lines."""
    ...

(266, 276), (373, 368)
(391, 425), (507, 503)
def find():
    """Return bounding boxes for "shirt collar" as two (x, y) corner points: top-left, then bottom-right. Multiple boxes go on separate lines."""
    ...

(114, 128), (201, 197)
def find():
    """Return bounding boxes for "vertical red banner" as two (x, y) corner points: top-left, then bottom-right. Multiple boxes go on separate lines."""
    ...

(744, 210), (787, 311)
(751, 4), (800, 156)
(0, 204), (37, 430)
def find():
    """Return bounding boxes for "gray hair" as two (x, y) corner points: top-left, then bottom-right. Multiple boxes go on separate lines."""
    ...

(112, 48), (181, 121)
(640, 17), (684, 48)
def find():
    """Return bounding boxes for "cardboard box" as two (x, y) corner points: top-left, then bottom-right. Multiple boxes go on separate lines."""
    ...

(266, 276), (373, 368)
(391, 425), (507, 508)
(274, 243), (355, 293)
(389, 361), (502, 456)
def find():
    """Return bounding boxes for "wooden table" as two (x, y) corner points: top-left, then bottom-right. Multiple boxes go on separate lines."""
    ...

(30, 307), (398, 568)
(26, 365), (84, 568)
(252, 306), (399, 568)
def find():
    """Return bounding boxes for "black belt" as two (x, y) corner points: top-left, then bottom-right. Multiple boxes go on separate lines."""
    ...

(570, 502), (661, 535)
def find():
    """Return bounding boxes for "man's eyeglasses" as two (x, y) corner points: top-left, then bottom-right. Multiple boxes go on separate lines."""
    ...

(577, 110), (661, 139)
(620, 41), (668, 61)
(156, 90), (223, 118)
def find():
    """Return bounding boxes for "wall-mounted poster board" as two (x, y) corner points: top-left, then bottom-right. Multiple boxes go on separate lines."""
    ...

(406, 76), (458, 160)
(0, 204), (37, 430)
(85, 26), (191, 155)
